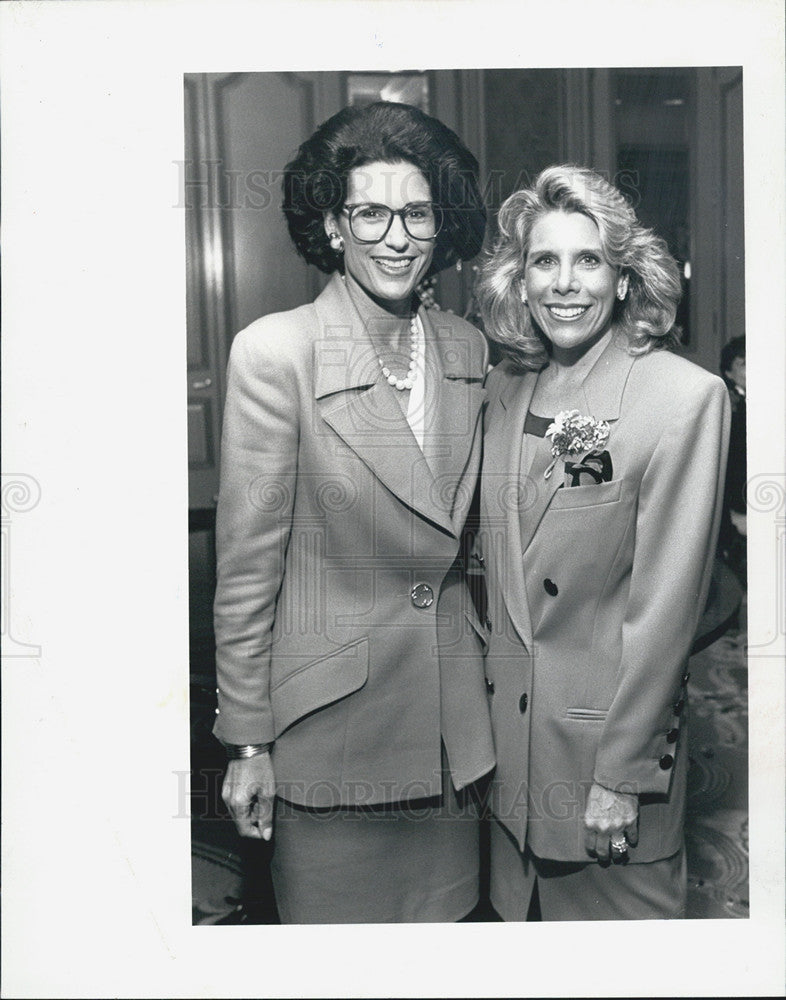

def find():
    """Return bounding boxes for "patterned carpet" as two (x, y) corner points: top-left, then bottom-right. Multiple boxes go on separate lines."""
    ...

(190, 568), (748, 924)
(684, 600), (749, 918)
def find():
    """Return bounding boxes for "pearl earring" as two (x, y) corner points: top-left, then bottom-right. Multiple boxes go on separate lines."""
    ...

(329, 233), (344, 252)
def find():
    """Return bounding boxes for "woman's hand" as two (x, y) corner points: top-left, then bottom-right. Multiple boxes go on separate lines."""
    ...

(583, 781), (639, 862)
(222, 754), (275, 841)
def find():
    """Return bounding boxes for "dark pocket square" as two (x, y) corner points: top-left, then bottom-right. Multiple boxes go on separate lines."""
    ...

(563, 450), (613, 487)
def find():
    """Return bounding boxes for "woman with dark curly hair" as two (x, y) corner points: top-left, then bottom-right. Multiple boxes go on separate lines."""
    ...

(475, 165), (730, 920)
(213, 101), (495, 923)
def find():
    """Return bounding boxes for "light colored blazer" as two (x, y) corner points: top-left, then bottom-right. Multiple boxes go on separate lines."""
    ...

(213, 273), (495, 808)
(480, 336), (730, 863)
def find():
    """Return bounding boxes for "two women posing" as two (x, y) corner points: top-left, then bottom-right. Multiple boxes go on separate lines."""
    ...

(212, 101), (729, 923)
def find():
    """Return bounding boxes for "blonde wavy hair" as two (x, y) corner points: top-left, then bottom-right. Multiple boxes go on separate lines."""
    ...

(476, 164), (683, 371)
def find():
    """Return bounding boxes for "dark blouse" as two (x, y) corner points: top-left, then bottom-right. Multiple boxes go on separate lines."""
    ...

(523, 411), (553, 438)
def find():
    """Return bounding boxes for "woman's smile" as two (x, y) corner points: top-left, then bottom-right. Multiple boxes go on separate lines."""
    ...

(545, 304), (591, 321)
(371, 254), (418, 274)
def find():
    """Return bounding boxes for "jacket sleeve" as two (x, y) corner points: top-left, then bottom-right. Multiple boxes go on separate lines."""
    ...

(212, 322), (300, 745)
(593, 373), (731, 795)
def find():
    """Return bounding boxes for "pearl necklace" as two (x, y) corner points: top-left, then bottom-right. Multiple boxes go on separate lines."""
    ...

(379, 314), (420, 391)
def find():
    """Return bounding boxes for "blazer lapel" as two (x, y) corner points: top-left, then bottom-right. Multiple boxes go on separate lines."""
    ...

(313, 276), (455, 536)
(484, 369), (538, 651)
(516, 431), (566, 559)
(420, 308), (486, 532)
(486, 339), (637, 650)
(517, 336), (637, 554)
(579, 334), (637, 421)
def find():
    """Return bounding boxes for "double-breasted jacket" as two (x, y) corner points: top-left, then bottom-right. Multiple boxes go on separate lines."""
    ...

(479, 337), (730, 862)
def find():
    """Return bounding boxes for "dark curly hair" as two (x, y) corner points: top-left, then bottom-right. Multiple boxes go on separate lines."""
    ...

(720, 335), (745, 386)
(282, 101), (486, 277)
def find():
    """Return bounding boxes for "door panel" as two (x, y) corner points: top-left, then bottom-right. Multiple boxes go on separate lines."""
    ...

(185, 73), (229, 510)
(185, 72), (339, 510)
(561, 67), (744, 378)
(719, 69), (745, 346)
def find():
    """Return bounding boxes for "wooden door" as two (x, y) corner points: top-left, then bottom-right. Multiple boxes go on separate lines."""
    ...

(185, 71), (341, 511)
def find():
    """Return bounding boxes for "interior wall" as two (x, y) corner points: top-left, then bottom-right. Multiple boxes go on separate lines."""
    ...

(483, 69), (564, 215)
(482, 67), (744, 379)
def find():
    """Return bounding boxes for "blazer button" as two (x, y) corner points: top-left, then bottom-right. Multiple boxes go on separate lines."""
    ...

(519, 692), (528, 714)
(659, 754), (674, 770)
(543, 579), (558, 596)
(666, 728), (679, 744)
(411, 583), (434, 609)
(485, 678), (495, 695)
(682, 671), (691, 686)
(673, 698), (685, 717)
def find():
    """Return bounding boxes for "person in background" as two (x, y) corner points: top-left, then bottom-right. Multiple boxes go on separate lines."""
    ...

(475, 164), (729, 920)
(213, 101), (495, 923)
(718, 335), (747, 583)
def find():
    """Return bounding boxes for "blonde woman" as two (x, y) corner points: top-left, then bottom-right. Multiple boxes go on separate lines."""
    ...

(476, 165), (729, 920)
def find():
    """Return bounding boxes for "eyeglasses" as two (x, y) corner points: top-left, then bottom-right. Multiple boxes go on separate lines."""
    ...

(341, 202), (443, 243)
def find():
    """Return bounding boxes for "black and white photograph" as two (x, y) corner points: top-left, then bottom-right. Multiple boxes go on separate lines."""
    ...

(186, 68), (749, 926)
(2, 2), (784, 998)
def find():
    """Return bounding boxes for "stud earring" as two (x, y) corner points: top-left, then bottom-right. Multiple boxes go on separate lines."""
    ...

(329, 233), (344, 252)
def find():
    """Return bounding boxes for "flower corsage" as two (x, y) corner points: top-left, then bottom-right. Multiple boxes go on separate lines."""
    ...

(544, 409), (610, 479)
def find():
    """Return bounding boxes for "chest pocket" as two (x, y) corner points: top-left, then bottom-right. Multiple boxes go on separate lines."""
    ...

(549, 478), (622, 510)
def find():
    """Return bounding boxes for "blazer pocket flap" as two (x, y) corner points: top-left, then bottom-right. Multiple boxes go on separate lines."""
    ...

(550, 478), (622, 510)
(271, 637), (369, 737)
(565, 707), (609, 721)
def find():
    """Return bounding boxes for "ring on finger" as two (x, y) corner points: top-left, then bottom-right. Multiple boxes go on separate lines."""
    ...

(610, 836), (628, 853)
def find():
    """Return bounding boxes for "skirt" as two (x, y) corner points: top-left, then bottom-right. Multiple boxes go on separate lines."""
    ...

(490, 817), (687, 921)
(270, 755), (482, 924)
